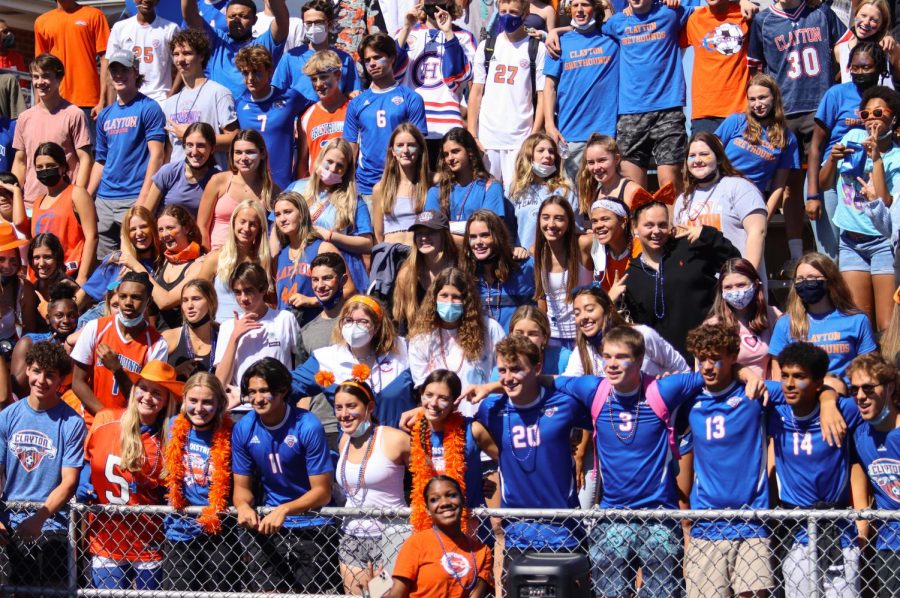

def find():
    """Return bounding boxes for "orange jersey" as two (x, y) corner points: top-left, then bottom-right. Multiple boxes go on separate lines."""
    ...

(680, 5), (749, 120)
(301, 100), (348, 172)
(84, 408), (164, 561)
(31, 185), (86, 278)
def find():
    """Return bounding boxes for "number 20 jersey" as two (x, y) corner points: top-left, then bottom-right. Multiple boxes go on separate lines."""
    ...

(747, 1), (843, 115)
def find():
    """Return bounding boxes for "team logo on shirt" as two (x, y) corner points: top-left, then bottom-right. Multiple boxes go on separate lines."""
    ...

(440, 551), (472, 578)
(519, 59), (530, 69)
(701, 22), (745, 56)
(544, 407), (558, 417)
(391, 96), (405, 105)
(273, 100), (287, 109)
(9, 430), (58, 472)
(869, 458), (900, 502)
(727, 396), (742, 408)
(284, 435), (298, 448)
(250, 435), (261, 445)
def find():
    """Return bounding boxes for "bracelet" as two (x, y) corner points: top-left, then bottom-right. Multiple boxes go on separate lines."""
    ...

(806, 193), (821, 200)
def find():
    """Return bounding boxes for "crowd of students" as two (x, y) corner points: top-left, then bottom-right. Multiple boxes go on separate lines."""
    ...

(1, 0), (900, 594)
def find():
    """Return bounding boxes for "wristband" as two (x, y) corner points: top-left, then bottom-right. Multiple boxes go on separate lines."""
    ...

(806, 193), (821, 201)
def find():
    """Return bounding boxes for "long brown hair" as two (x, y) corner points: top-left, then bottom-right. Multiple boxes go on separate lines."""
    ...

(708, 258), (770, 335)
(435, 128), (491, 216)
(572, 286), (626, 376)
(460, 210), (517, 284)
(743, 73), (788, 150)
(786, 252), (862, 340)
(392, 226), (459, 327)
(228, 129), (275, 211)
(680, 131), (745, 210)
(576, 134), (621, 218)
(533, 196), (582, 301)
(375, 123), (430, 216)
(409, 267), (486, 361)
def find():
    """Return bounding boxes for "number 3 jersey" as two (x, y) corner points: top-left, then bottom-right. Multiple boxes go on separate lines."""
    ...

(747, 1), (843, 115)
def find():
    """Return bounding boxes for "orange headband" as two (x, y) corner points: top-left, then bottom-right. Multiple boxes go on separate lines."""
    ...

(346, 295), (384, 321)
(340, 380), (376, 404)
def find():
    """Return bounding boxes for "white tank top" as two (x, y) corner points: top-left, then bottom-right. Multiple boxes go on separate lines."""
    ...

(544, 265), (593, 340)
(383, 196), (419, 235)
(337, 426), (408, 537)
(213, 275), (240, 324)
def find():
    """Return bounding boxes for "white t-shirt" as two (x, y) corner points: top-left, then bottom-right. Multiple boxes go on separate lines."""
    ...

(161, 79), (237, 167)
(562, 324), (689, 377)
(474, 34), (546, 150)
(252, 15), (306, 50)
(70, 318), (169, 366)
(107, 15), (180, 103)
(213, 308), (302, 387)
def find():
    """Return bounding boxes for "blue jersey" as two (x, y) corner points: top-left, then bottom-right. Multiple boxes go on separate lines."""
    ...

(476, 390), (591, 549)
(231, 404), (333, 528)
(236, 87), (312, 189)
(476, 257), (536, 331)
(275, 238), (322, 319)
(716, 112), (800, 193)
(164, 420), (219, 541)
(343, 84), (428, 195)
(429, 420), (484, 509)
(423, 179), (508, 228)
(0, 117), (14, 173)
(768, 309), (877, 377)
(688, 381), (782, 540)
(603, 3), (693, 113)
(554, 372), (705, 509)
(814, 82), (865, 163)
(543, 30), (619, 141)
(747, 2), (843, 115)
(272, 44), (361, 104)
(0, 399), (85, 532)
(854, 421), (900, 550)
(95, 93), (167, 199)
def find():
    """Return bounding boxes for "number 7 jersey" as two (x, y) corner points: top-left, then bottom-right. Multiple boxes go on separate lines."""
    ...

(747, 1), (843, 115)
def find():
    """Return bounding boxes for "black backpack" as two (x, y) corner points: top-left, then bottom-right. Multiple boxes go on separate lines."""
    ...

(483, 33), (541, 112)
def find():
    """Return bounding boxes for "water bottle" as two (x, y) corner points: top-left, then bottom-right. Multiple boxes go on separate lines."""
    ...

(558, 140), (570, 160)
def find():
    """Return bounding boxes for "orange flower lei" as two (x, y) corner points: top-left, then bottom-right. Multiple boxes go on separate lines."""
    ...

(164, 413), (234, 534)
(410, 411), (470, 533)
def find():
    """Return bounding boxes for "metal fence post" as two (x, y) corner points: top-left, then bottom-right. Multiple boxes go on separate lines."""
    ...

(68, 502), (78, 598)
(807, 515), (821, 598)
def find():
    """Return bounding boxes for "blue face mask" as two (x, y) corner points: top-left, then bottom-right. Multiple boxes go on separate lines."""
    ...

(436, 301), (464, 323)
(350, 419), (371, 438)
(497, 13), (524, 33)
(871, 401), (892, 425)
(317, 284), (344, 310)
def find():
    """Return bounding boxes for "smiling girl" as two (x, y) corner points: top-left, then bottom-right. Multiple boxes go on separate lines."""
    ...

(372, 124), (431, 246)
(145, 122), (222, 217)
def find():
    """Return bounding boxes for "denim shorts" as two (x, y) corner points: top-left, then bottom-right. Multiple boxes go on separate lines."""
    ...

(838, 231), (895, 275)
(588, 520), (682, 597)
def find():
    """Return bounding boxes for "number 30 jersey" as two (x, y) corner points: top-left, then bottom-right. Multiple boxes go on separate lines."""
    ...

(747, 1), (843, 115)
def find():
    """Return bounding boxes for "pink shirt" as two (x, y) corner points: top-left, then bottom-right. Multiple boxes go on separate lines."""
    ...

(707, 306), (781, 379)
(12, 100), (91, 208)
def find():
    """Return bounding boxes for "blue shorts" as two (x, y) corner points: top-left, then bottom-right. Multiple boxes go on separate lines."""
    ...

(588, 520), (682, 597)
(838, 231), (895, 275)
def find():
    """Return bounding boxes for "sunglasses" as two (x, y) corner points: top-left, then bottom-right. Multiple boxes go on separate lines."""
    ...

(849, 383), (882, 397)
(860, 107), (893, 120)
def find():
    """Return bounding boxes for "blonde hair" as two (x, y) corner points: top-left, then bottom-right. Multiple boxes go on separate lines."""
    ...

(119, 380), (179, 473)
(273, 191), (322, 251)
(330, 296), (397, 355)
(216, 199), (273, 289)
(303, 49), (343, 75)
(509, 133), (571, 201)
(374, 123), (430, 217)
(180, 373), (228, 431)
(304, 138), (359, 231)
(786, 252), (862, 341)
(853, 0), (892, 40)
(121, 206), (161, 260)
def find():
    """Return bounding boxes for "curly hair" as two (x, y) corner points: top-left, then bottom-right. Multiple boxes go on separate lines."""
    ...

(686, 322), (741, 359)
(169, 29), (211, 67)
(24, 341), (72, 377)
(777, 342), (830, 381)
(495, 334), (542, 367)
(846, 352), (899, 387)
(409, 267), (486, 361)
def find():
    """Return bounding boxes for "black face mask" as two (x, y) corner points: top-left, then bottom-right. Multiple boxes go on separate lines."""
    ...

(0, 32), (13, 50)
(794, 279), (828, 304)
(852, 71), (879, 89)
(36, 168), (62, 188)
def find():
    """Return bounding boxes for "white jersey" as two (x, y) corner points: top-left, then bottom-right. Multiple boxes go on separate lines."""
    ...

(252, 15), (306, 51)
(107, 15), (180, 103)
(474, 34), (546, 150)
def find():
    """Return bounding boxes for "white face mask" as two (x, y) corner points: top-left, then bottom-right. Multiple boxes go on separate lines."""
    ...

(342, 323), (373, 348)
(532, 161), (557, 178)
(306, 23), (328, 45)
(116, 310), (145, 328)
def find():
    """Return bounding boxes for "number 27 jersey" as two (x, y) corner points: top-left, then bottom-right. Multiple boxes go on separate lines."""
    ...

(747, 2), (843, 115)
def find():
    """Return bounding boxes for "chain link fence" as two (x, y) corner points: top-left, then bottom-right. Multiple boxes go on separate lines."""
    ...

(2, 501), (900, 597)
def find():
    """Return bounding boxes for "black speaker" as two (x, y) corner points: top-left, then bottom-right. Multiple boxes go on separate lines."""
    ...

(506, 552), (592, 598)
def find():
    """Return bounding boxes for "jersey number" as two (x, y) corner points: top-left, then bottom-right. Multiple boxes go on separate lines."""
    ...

(104, 455), (130, 505)
(511, 425), (541, 448)
(376, 110), (387, 128)
(618, 412), (633, 432)
(705, 415), (726, 440)
(493, 65), (519, 85)
(131, 46), (154, 64)
(257, 114), (268, 132)
(792, 432), (813, 456)
(786, 48), (821, 79)
(268, 453), (284, 475)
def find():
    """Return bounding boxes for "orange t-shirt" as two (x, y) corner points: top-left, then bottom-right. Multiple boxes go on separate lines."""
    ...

(301, 100), (349, 172)
(393, 529), (493, 598)
(31, 185), (86, 278)
(680, 4), (749, 120)
(84, 408), (165, 562)
(34, 6), (110, 108)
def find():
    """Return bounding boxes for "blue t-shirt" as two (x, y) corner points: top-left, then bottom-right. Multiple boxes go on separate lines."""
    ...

(423, 179), (507, 228)
(0, 399), (86, 532)
(716, 112), (800, 193)
(476, 258), (536, 331)
(82, 254), (156, 302)
(747, 2), (843, 115)
(164, 420), (217, 541)
(768, 309), (878, 376)
(236, 87), (312, 190)
(343, 84), (428, 195)
(95, 93), (167, 199)
(151, 160), (221, 217)
(688, 381), (783, 540)
(555, 372), (705, 509)
(814, 82), (865, 163)
(854, 421), (900, 550)
(543, 29), (619, 141)
(0, 117), (15, 173)
(476, 390), (591, 549)
(231, 404), (334, 528)
(271, 44), (361, 104)
(834, 128), (900, 236)
(603, 3), (693, 114)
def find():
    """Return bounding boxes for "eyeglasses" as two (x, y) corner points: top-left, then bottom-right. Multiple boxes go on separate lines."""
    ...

(860, 107), (893, 120)
(793, 276), (826, 284)
(342, 317), (372, 327)
(849, 383), (882, 397)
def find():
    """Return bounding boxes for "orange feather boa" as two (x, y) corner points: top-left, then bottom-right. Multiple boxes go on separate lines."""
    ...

(409, 412), (470, 534)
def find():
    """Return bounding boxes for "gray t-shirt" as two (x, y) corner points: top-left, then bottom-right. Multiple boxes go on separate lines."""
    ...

(162, 79), (237, 168)
(300, 314), (339, 437)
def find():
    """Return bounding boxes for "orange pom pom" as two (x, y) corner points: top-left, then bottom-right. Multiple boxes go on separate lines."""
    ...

(315, 370), (336, 387)
(351, 363), (371, 382)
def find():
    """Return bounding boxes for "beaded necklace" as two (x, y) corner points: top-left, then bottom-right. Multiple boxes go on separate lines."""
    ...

(479, 275), (501, 321)
(432, 526), (478, 592)
(338, 425), (377, 506)
(639, 256), (666, 320)
(438, 329), (466, 373)
(454, 181), (477, 222)
(607, 389), (641, 443)
(504, 397), (542, 468)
